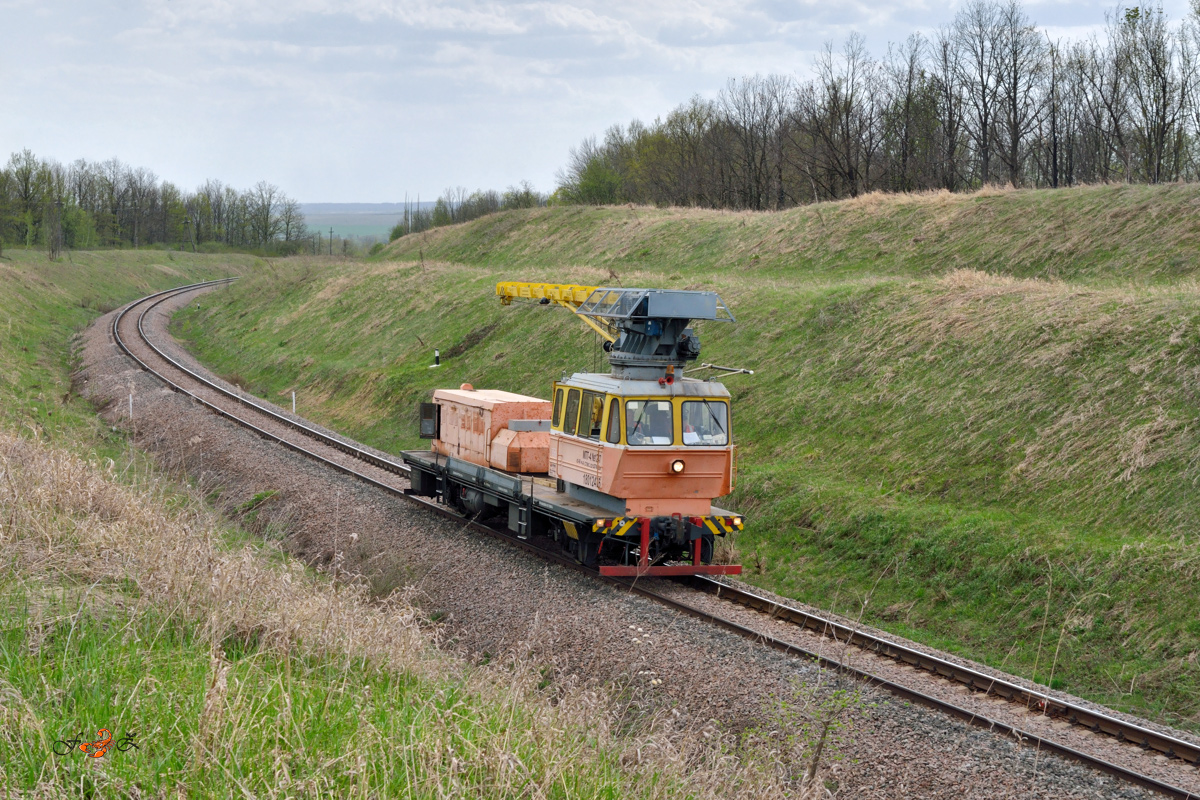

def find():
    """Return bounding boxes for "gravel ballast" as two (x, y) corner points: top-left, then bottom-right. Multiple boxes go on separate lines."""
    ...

(71, 285), (1190, 799)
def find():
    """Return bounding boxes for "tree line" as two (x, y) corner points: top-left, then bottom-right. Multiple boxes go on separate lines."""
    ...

(0, 149), (308, 255)
(557, 1), (1200, 207)
(389, 182), (547, 240)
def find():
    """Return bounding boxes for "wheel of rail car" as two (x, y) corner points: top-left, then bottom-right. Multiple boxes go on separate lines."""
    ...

(578, 532), (599, 567)
(446, 482), (465, 514)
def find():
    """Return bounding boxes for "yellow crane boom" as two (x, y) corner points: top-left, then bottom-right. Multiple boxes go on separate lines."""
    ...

(496, 281), (617, 342)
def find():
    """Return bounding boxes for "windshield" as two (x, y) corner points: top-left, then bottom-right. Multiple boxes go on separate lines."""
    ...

(625, 400), (674, 446)
(681, 400), (729, 446)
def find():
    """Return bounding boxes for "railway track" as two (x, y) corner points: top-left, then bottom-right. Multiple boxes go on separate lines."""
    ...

(114, 280), (1199, 799)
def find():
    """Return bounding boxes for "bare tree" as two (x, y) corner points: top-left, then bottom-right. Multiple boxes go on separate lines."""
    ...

(1121, 6), (1194, 182)
(931, 28), (968, 190)
(797, 35), (883, 199)
(246, 181), (282, 246)
(954, 0), (1005, 185)
(280, 197), (306, 242)
(883, 34), (932, 192)
(995, 0), (1047, 186)
(719, 74), (793, 208)
(124, 166), (157, 249)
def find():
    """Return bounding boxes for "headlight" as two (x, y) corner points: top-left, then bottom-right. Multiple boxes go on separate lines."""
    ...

(671, 459), (685, 474)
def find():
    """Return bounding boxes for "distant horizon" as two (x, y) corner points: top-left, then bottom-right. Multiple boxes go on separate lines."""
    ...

(299, 202), (437, 215)
(299, 202), (439, 241)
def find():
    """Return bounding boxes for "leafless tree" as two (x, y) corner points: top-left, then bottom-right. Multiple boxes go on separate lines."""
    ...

(931, 28), (968, 190)
(280, 197), (307, 242)
(798, 35), (883, 199)
(995, 0), (1047, 185)
(719, 74), (793, 208)
(247, 181), (282, 246)
(882, 34), (934, 192)
(1121, 6), (1194, 182)
(954, 0), (1005, 185)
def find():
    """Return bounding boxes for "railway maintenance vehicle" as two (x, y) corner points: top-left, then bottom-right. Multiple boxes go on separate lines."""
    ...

(402, 282), (744, 577)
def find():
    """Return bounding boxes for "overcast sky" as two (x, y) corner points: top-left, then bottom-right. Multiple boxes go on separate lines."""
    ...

(1, 0), (1189, 202)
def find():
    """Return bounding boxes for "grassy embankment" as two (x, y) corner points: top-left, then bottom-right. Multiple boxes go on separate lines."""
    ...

(0, 250), (797, 797)
(175, 183), (1200, 730)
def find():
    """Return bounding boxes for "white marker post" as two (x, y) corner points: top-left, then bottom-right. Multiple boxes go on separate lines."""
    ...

(292, 391), (296, 414)
(128, 393), (133, 420)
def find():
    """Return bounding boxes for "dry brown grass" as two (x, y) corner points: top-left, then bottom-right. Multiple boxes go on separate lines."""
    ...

(841, 269), (1200, 527)
(0, 431), (842, 798)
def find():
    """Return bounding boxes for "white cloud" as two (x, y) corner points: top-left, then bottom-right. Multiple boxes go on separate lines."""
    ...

(0, 0), (1192, 200)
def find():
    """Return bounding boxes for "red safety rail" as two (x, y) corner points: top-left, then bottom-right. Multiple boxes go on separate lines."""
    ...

(598, 518), (743, 577)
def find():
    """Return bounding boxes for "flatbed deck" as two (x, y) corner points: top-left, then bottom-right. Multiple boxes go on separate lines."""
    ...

(401, 448), (742, 576)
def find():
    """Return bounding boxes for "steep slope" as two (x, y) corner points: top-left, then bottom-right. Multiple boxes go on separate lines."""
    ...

(385, 183), (1200, 284)
(176, 185), (1200, 728)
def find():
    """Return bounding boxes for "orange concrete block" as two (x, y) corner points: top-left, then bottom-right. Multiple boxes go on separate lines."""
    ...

(431, 388), (551, 474)
(489, 428), (550, 472)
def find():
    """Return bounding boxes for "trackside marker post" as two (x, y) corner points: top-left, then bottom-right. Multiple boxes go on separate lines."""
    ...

(292, 391), (296, 414)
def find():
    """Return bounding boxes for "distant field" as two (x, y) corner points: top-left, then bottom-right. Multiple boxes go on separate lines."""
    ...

(302, 214), (398, 241)
(177, 183), (1200, 731)
(300, 203), (438, 242)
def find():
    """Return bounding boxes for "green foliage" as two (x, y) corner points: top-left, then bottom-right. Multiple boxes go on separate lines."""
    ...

(0, 150), (308, 254)
(558, 140), (624, 205)
(384, 184), (549, 247)
(572, 159), (623, 204)
(432, 198), (453, 227)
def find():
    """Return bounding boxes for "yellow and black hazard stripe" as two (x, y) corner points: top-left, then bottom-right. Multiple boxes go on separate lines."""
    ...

(592, 515), (744, 536)
(591, 517), (640, 537)
(700, 515), (744, 536)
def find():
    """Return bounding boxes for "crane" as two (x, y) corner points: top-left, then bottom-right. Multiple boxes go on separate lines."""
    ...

(496, 281), (734, 381)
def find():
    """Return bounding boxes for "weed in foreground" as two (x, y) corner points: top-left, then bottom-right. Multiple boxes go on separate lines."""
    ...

(0, 431), (839, 798)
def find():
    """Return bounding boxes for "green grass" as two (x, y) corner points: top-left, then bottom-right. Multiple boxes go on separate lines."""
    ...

(174, 185), (1200, 730)
(385, 183), (1200, 285)
(0, 588), (642, 797)
(0, 247), (261, 455)
(0, 248), (803, 798)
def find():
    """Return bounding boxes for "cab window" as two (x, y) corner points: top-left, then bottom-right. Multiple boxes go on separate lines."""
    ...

(563, 389), (581, 436)
(552, 388), (564, 428)
(681, 400), (729, 446)
(605, 398), (621, 444)
(625, 400), (673, 446)
(581, 391), (604, 439)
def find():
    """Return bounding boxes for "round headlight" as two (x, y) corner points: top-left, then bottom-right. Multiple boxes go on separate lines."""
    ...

(671, 459), (685, 474)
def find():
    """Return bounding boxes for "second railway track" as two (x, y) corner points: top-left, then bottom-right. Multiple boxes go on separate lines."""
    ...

(113, 280), (1200, 799)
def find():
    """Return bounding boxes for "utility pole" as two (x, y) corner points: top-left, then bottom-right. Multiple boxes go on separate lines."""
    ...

(329, 227), (333, 256)
(47, 199), (63, 261)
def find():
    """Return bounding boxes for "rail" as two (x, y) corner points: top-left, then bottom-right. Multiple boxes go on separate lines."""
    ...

(111, 281), (1199, 800)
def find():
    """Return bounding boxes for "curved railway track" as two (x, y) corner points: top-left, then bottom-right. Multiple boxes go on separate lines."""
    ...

(114, 280), (1199, 799)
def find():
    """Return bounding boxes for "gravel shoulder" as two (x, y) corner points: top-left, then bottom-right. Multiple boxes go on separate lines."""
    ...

(71, 287), (1178, 799)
